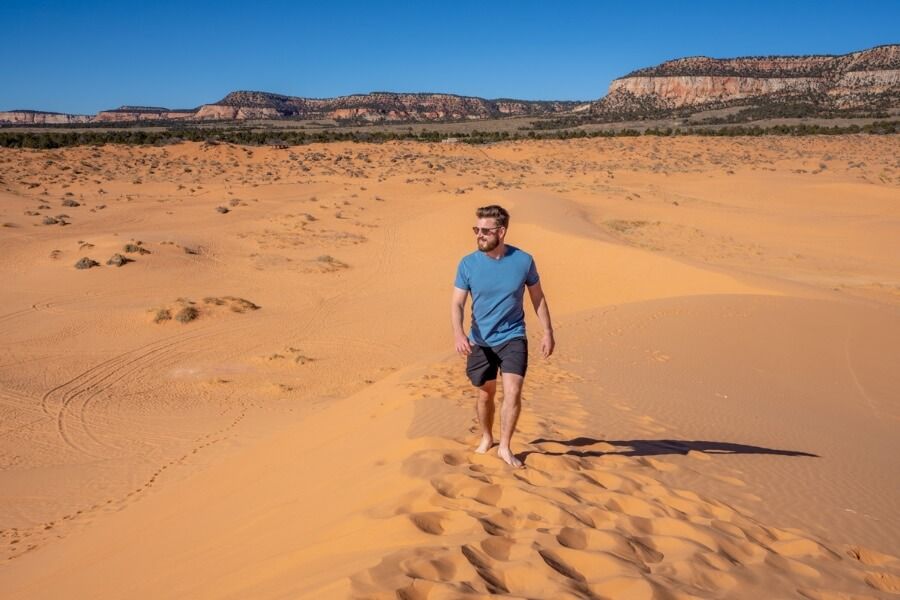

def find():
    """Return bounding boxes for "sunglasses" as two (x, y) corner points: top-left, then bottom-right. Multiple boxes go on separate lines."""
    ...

(472, 226), (503, 235)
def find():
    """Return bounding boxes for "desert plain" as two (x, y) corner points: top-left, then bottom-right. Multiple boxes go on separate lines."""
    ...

(0, 135), (899, 598)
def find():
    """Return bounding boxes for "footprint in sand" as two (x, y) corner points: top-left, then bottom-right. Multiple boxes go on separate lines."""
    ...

(864, 571), (900, 593)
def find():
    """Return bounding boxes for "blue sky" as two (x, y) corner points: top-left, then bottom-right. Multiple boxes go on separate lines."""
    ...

(5, 0), (899, 114)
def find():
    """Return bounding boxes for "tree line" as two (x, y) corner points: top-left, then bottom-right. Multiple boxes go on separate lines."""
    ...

(0, 121), (896, 149)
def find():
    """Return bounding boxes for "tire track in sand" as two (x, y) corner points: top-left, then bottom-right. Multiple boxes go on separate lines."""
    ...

(39, 322), (255, 457)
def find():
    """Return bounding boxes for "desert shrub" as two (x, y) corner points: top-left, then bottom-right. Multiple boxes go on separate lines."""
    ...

(106, 253), (131, 267)
(224, 296), (260, 312)
(154, 308), (172, 323)
(175, 306), (199, 323)
(123, 243), (150, 254)
(74, 257), (99, 269)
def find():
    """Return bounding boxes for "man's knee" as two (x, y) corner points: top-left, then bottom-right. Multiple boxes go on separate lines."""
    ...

(477, 381), (496, 398)
(501, 376), (523, 403)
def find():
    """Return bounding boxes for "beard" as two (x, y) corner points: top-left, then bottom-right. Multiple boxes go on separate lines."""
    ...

(477, 236), (500, 252)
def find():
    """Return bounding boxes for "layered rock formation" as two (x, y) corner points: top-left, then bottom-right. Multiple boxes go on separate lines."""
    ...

(2, 92), (581, 124)
(93, 107), (197, 122)
(593, 44), (900, 117)
(194, 91), (581, 122)
(0, 110), (91, 125)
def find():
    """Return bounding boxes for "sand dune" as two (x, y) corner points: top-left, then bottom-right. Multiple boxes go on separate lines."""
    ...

(1, 136), (898, 598)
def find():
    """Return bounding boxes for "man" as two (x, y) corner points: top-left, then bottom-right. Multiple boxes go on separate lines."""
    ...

(451, 205), (555, 468)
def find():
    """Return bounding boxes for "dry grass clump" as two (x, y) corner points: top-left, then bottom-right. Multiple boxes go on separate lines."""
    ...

(216, 206), (230, 214)
(61, 198), (80, 207)
(106, 253), (132, 267)
(123, 242), (151, 255)
(175, 306), (199, 323)
(204, 296), (261, 313)
(315, 255), (349, 272)
(153, 296), (259, 325)
(74, 257), (99, 269)
(225, 296), (260, 313)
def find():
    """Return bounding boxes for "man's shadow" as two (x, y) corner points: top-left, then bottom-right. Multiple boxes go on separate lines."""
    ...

(522, 436), (818, 462)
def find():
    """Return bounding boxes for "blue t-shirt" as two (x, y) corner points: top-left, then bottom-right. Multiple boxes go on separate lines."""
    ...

(454, 245), (540, 347)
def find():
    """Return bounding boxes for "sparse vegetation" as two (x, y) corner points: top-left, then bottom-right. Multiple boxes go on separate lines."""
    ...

(223, 296), (260, 313)
(74, 257), (99, 269)
(151, 296), (259, 325)
(1, 119), (896, 149)
(123, 243), (150, 254)
(174, 306), (199, 323)
(106, 253), (131, 267)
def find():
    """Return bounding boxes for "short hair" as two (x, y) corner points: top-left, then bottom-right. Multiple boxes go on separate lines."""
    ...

(476, 205), (509, 228)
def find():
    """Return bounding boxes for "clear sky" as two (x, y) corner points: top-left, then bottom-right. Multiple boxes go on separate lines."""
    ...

(5, 0), (899, 114)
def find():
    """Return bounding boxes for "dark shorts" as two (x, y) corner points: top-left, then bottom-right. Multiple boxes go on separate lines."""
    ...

(466, 338), (528, 387)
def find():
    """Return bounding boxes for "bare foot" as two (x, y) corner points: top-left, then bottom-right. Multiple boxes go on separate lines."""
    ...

(498, 446), (524, 468)
(475, 436), (493, 454)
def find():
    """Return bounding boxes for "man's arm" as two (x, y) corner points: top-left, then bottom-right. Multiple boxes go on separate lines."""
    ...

(527, 281), (555, 358)
(451, 287), (472, 356)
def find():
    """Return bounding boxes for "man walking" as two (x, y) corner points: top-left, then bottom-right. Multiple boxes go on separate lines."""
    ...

(451, 205), (555, 468)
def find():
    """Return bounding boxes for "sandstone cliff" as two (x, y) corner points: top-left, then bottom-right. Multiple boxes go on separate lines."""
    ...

(0, 110), (91, 125)
(593, 44), (900, 117)
(93, 106), (197, 122)
(1, 92), (581, 125)
(195, 91), (581, 122)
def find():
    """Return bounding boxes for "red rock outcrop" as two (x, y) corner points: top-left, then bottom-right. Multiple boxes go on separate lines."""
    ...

(593, 44), (900, 115)
(193, 91), (581, 122)
(0, 92), (578, 125)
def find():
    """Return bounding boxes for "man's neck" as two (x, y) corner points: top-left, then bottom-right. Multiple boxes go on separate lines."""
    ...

(484, 242), (506, 260)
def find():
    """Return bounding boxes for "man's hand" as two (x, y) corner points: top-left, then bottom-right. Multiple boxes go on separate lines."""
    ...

(455, 333), (472, 357)
(541, 331), (555, 358)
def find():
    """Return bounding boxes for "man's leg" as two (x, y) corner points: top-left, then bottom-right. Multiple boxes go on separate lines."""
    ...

(475, 380), (496, 453)
(498, 371), (524, 468)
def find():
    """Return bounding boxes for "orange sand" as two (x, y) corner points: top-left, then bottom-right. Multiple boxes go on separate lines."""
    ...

(1, 136), (899, 598)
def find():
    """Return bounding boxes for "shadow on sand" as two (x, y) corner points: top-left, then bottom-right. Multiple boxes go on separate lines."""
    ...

(523, 436), (819, 462)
